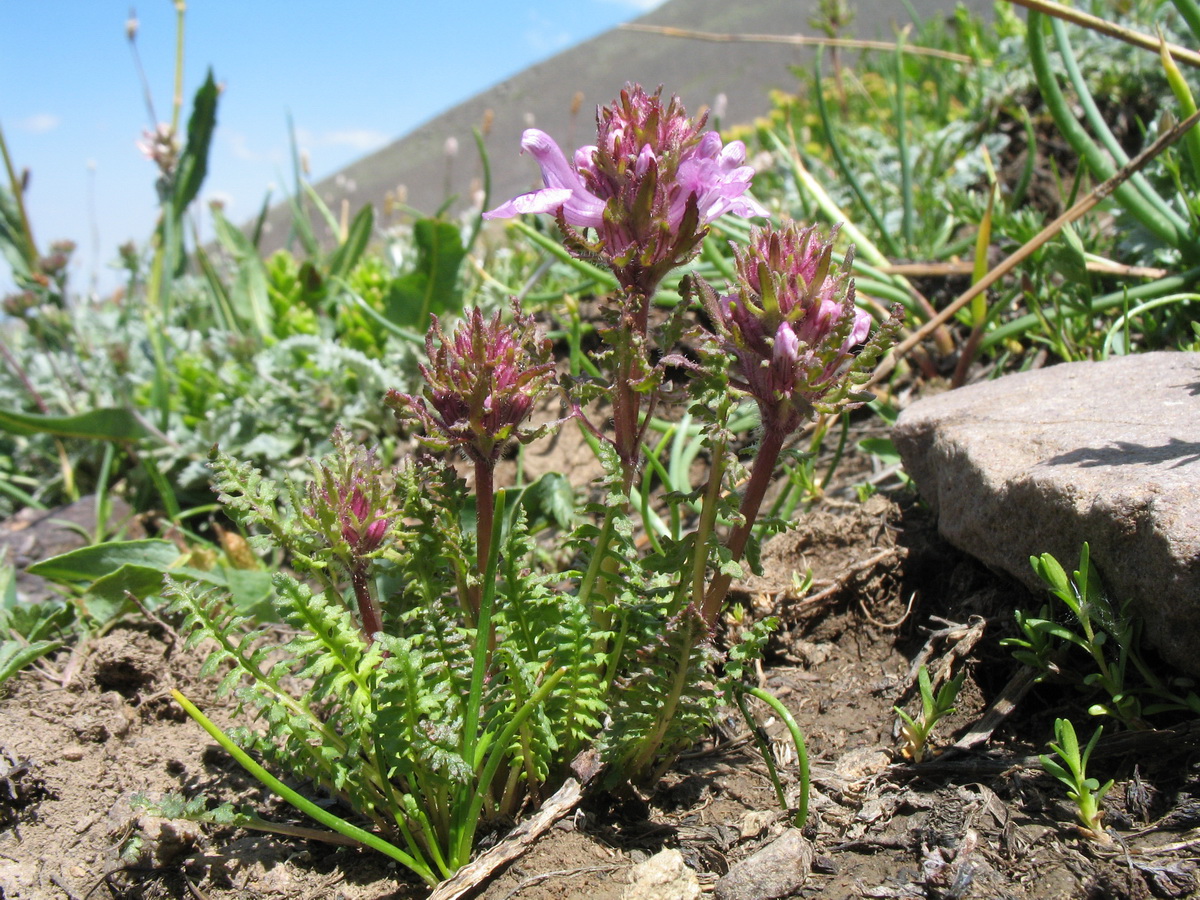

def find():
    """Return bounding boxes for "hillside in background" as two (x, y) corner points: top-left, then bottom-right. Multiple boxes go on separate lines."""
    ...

(259, 0), (992, 251)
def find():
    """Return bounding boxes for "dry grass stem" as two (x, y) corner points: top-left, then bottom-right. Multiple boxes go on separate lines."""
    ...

(620, 23), (979, 65)
(872, 107), (1200, 385)
(1004, 0), (1200, 69)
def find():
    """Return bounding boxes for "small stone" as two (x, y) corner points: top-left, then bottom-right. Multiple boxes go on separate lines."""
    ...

(715, 828), (813, 900)
(622, 849), (701, 900)
(738, 809), (776, 840)
(61, 745), (85, 762)
(834, 747), (891, 782)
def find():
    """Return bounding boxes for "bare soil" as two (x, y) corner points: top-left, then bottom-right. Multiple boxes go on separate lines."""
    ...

(3, 438), (1199, 900)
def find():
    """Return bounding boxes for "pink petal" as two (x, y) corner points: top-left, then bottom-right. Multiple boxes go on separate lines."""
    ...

(483, 188), (574, 220)
(522, 129), (606, 227)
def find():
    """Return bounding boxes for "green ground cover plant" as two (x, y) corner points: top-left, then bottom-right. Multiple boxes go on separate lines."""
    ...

(155, 84), (896, 885)
(3, 0), (1200, 891)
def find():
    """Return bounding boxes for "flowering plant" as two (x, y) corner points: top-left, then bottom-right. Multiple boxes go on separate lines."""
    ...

(162, 83), (900, 887)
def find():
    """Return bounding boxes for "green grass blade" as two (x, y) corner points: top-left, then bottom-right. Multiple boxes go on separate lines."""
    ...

(1027, 10), (1190, 253)
(1049, 17), (1189, 234)
(893, 35), (915, 253)
(171, 690), (437, 885)
(814, 50), (900, 257)
(1172, 0), (1200, 42)
(0, 407), (147, 441)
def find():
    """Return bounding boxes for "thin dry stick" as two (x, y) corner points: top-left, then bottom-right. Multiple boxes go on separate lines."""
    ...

(619, 23), (979, 64)
(871, 107), (1200, 386)
(879, 260), (1168, 279)
(426, 778), (584, 900)
(1004, 0), (1200, 69)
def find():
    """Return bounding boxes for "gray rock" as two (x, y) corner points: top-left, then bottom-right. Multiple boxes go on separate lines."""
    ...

(714, 828), (812, 900)
(0, 495), (142, 604)
(892, 351), (1200, 675)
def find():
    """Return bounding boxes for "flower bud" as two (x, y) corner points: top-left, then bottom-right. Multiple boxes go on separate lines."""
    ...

(700, 222), (891, 434)
(387, 305), (555, 465)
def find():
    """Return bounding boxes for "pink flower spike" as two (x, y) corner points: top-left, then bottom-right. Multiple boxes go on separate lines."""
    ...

(386, 305), (556, 466)
(700, 221), (899, 435)
(484, 84), (769, 297)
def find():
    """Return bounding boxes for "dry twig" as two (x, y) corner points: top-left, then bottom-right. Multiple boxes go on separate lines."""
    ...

(426, 778), (584, 900)
(1004, 0), (1200, 69)
(619, 23), (979, 64)
(872, 108), (1200, 386)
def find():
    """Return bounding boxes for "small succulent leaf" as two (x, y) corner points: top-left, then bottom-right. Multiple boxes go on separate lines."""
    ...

(1032, 553), (1071, 601)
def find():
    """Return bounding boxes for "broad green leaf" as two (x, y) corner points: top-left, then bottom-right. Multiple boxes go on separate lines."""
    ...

(858, 437), (901, 462)
(0, 639), (60, 686)
(384, 218), (466, 329)
(90, 564), (171, 603)
(0, 407), (147, 441)
(173, 70), (220, 218)
(27, 539), (181, 583)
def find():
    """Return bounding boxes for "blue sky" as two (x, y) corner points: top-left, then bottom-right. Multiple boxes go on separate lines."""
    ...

(1, 1), (666, 294)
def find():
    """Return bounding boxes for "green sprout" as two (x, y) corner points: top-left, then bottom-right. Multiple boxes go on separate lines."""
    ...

(893, 665), (965, 763)
(1003, 543), (1200, 728)
(1039, 717), (1114, 845)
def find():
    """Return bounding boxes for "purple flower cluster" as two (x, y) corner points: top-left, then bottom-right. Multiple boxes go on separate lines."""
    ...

(484, 85), (767, 296)
(387, 306), (555, 466)
(307, 431), (393, 559)
(338, 485), (389, 555)
(701, 223), (873, 435)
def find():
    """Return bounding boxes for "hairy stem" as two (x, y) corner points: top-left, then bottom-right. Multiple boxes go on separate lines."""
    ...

(625, 613), (703, 784)
(467, 457), (495, 622)
(611, 289), (653, 493)
(703, 422), (788, 626)
(351, 564), (383, 642)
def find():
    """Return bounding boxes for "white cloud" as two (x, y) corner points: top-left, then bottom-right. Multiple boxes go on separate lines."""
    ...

(226, 131), (283, 164)
(524, 11), (572, 55)
(322, 129), (389, 151)
(16, 113), (60, 134)
(297, 128), (389, 152)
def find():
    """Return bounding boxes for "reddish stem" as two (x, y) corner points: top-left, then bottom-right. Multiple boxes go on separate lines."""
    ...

(351, 564), (384, 642)
(611, 290), (652, 493)
(467, 457), (495, 621)
(702, 422), (787, 627)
